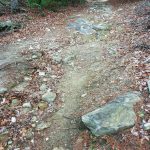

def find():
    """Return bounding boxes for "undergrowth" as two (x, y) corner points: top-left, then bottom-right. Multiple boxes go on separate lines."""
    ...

(27, 0), (85, 11)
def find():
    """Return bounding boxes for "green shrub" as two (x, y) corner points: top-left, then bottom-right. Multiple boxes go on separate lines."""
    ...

(27, 0), (41, 7)
(28, 0), (85, 10)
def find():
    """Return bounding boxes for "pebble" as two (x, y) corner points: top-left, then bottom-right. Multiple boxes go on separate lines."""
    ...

(35, 122), (51, 131)
(40, 84), (48, 92)
(31, 116), (37, 122)
(24, 147), (30, 150)
(11, 99), (19, 106)
(51, 75), (57, 79)
(46, 28), (51, 32)
(39, 71), (46, 76)
(42, 91), (56, 103)
(38, 101), (48, 110)
(29, 46), (33, 50)
(7, 140), (13, 145)
(52, 53), (62, 63)
(43, 78), (48, 82)
(144, 58), (150, 63)
(11, 117), (16, 123)
(147, 80), (150, 93)
(21, 107), (31, 114)
(24, 76), (32, 81)
(0, 87), (7, 94)
(31, 124), (36, 128)
(143, 122), (150, 130)
(26, 129), (33, 140)
(81, 93), (87, 98)
(23, 102), (32, 108)
(32, 55), (38, 59)
(31, 139), (34, 144)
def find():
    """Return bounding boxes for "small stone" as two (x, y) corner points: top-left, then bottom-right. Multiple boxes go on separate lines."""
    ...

(21, 107), (31, 114)
(45, 137), (49, 141)
(24, 76), (32, 81)
(38, 101), (48, 110)
(11, 117), (16, 123)
(36, 122), (51, 131)
(46, 28), (51, 32)
(0, 87), (7, 94)
(31, 139), (34, 144)
(24, 147), (30, 150)
(146, 104), (150, 107)
(32, 55), (38, 59)
(42, 91), (56, 103)
(131, 127), (139, 136)
(29, 46), (33, 50)
(143, 122), (150, 130)
(81, 93), (87, 98)
(23, 102), (32, 108)
(147, 80), (150, 93)
(43, 78), (48, 82)
(39, 71), (45, 76)
(11, 99), (19, 106)
(7, 139), (13, 145)
(31, 124), (36, 128)
(51, 75), (57, 79)
(26, 129), (33, 140)
(40, 84), (48, 92)
(52, 53), (62, 63)
(31, 116), (37, 122)
(144, 58), (150, 63)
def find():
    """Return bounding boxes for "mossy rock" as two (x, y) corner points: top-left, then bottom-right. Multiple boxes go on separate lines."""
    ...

(0, 20), (22, 32)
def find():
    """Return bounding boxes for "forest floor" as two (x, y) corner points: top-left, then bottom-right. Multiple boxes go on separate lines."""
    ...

(0, 0), (150, 150)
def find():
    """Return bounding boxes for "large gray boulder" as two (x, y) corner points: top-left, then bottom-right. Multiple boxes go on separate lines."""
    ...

(82, 92), (141, 136)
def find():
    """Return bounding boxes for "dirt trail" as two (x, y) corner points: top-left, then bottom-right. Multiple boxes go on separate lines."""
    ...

(35, 1), (137, 149)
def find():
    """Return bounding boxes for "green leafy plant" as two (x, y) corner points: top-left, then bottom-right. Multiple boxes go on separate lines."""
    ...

(27, 0), (85, 11)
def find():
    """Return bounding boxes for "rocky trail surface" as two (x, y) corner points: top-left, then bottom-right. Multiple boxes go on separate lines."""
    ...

(0, 0), (150, 150)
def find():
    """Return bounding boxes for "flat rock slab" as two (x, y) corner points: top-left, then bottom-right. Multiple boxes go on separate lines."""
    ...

(68, 18), (109, 35)
(82, 92), (141, 136)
